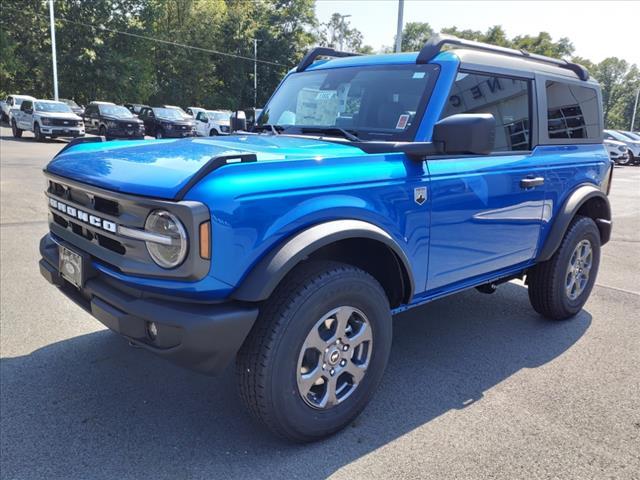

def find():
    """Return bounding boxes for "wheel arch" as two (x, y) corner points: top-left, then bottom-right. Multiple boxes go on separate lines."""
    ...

(536, 184), (611, 262)
(232, 219), (415, 308)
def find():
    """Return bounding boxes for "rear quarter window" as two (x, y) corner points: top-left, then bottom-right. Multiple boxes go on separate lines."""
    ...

(544, 80), (601, 142)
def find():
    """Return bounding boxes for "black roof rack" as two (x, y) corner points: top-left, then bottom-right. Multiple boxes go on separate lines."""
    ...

(296, 47), (361, 72)
(417, 34), (589, 81)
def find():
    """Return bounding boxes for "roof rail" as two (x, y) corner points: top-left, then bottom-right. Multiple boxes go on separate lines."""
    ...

(417, 34), (589, 81)
(296, 47), (361, 72)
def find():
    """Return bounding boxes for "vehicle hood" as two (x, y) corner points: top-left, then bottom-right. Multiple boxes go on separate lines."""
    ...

(603, 139), (626, 147)
(45, 135), (366, 199)
(38, 111), (82, 121)
(103, 115), (143, 124)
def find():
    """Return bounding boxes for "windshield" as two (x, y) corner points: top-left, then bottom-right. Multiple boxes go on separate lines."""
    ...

(100, 105), (134, 118)
(153, 108), (184, 120)
(62, 99), (80, 108)
(165, 106), (188, 116)
(605, 130), (630, 142)
(259, 64), (439, 140)
(206, 111), (230, 122)
(35, 101), (72, 113)
(619, 131), (640, 141)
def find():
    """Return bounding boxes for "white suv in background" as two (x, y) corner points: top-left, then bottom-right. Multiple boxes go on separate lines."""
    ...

(604, 129), (640, 165)
(194, 110), (231, 136)
(2, 94), (37, 123)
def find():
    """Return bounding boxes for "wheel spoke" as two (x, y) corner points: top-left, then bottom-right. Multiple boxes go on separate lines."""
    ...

(319, 375), (339, 408)
(304, 325), (328, 352)
(344, 360), (367, 384)
(334, 306), (355, 340)
(298, 366), (324, 396)
(349, 322), (372, 349)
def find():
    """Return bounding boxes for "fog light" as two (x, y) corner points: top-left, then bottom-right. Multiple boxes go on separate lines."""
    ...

(147, 321), (158, 340)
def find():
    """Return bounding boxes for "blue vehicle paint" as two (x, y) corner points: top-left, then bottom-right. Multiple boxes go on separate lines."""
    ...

(41, 44), (612, 349)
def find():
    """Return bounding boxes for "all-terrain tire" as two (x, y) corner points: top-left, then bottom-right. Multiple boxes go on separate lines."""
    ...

(236, 260), (392, 442)
(528, 216), (601, 320)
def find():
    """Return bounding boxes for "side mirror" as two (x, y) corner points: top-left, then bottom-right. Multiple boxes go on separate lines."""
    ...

(433, 113), (496, 155)
(230, 110), (247, 132)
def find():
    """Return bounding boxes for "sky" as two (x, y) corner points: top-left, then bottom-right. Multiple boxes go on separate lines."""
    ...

(315, 0), (640, 64)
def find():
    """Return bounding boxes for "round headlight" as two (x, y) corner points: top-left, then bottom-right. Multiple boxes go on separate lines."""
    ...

(144, 210), (188, 268)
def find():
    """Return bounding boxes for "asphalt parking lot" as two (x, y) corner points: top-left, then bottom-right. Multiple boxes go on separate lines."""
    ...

(1, 125), (639, 480)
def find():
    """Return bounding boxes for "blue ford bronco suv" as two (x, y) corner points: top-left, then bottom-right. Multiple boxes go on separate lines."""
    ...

(39, 35), (612, 442)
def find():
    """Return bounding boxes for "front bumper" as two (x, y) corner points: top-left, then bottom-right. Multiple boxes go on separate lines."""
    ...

(106, 127), (145, 139)
(39, 233), (258, 375)
(41, 126), (85, 138)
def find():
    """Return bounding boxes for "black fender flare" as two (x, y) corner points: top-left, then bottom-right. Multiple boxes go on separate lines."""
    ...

(232, 219), (415, 303)
(536, 184), (611, 262)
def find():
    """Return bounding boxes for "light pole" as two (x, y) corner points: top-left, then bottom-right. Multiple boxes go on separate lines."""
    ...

(253, 38), (262, 111)
(48, 0), (59, 101)
(394, 0), (404, 53)
(631, 87), (639, 132)
(336, 14), (351, 51)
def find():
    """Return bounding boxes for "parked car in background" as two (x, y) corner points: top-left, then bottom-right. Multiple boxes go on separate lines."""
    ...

(124, 103), (149, 115)
(194, 109), (231, 136)
(83, 102), (145, 140)
(138, 106), (195, 138)
(162, 104), (191, 120)
(604, 138), (630, 165)
(12, 99), (84, 140)
(186, 106), (205, 118)
(2, 94), (37, 123)
(604, 129), (640, 165)
(59, 98), (84, 116)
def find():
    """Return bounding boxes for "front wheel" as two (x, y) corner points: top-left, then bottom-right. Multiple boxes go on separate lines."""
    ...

(528, 216), (601, 320)
(11, 119), (22, 138)
(236, 260), (392, 442)
(209, 129), (219, 136)
(34, 123), (44, 141)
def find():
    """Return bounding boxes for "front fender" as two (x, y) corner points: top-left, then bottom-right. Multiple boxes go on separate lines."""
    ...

(232, 219), (415, 302)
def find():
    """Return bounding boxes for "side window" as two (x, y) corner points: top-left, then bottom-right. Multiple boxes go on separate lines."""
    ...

(545, 81), (599, 140)
(442, 71), (532, 152)
(21, 101), (32, 111)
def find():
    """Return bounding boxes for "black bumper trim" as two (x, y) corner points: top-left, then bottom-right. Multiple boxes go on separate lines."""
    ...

(39, 234), (258, 375)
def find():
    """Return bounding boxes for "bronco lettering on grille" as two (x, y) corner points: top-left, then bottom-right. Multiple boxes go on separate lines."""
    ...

(48, 197), (117, 233)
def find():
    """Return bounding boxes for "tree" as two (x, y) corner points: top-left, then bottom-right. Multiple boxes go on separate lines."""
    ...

(317, 13), (372, 53)
(399, 22), (434, 52)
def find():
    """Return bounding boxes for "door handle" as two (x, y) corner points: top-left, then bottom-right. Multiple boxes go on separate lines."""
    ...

(520, 177), (545, 189)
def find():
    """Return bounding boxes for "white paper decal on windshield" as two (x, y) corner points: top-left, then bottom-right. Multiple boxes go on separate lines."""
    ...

(296, 88), (340, 125)
(395, 114), (410, 130)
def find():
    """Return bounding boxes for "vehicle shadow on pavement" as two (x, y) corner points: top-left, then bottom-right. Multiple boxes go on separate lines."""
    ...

(0, 283), (591, 479)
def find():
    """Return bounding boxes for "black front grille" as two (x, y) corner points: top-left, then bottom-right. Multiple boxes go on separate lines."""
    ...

(50, 118), (79, 127)
(49, 180), (120, 216)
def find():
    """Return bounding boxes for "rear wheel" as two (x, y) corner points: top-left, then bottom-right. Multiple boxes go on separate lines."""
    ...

(156, 129), (163, 139)
(236, 260), (392, 442)
(528, 216), (601, 320)
(11, 119), (22, 138)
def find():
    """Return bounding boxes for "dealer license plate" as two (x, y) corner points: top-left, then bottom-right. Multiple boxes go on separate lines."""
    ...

(59, 245), (83, 288)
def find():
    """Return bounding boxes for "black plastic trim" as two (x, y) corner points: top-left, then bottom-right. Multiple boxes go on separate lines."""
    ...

(418, 34), (589, 81)
(40, 234), (258, 375)
(232, 219), (415, 303)
(296, 47), (361, 72)
(174, 153), (257, 201)
(54, 136), (105, 158)
(536, 184), (612, 262)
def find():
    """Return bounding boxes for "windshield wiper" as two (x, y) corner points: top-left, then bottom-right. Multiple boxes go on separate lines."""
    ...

(253, 124), (285, 135)
(299, 127), (361, 142)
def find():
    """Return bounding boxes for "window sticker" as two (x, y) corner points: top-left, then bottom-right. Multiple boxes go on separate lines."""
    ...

(395, 114), (410, 130)
(412, 72), (426, 79)
(296, 88), (340, 125)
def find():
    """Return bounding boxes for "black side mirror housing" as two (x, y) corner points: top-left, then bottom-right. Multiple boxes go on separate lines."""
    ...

(230, 110), (247, 132)
(433, 113), (496, 155)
